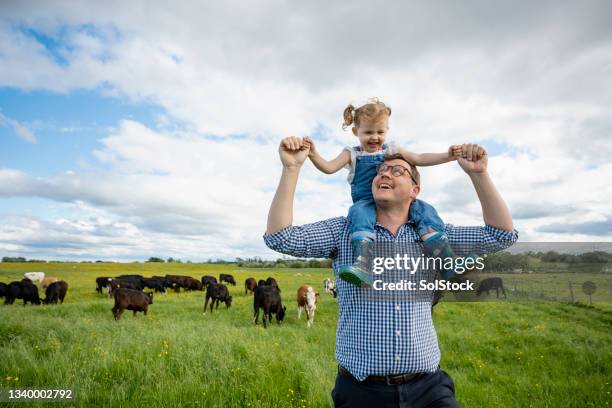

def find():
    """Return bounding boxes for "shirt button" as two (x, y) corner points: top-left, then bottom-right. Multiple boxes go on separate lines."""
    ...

(395, 304), (400, 311)
(395, 355), (401, 361)
(395, 330), (401, 337)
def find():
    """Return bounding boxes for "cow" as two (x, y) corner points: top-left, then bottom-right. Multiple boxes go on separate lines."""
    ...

(245, 278), (257, 295)
(143, 277), (167, 293)
(257, 279), (267, 287)
(108, 278), (143, 297)
(203, 283), (232, 314)
(165, 275), (196, 292)
(5, 279), (40, 305)
(96, 277), (112, 294)
(476, 277), (507, 298)
(265, 277), (280, 292)
(323, 278), (335, 294)
(219, 274), (236, 286)
(297, 285), (319, 328)
(201, 275), (217, 288)
(112, 288), (153, 320)
(184, 277), (203, 291)
(0, 282), (8, 301)
(23, 272), (45, 288)
(44, 281), (68, 304)
(253, 286), (286, 328)
(41, 277), (59, 290)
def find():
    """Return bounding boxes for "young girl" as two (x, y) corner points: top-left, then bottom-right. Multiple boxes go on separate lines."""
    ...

(305, 98), (464, 287)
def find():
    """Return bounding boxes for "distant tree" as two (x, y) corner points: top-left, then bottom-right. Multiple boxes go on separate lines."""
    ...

(147, 257), (165, 263)
(2, 256), (27, 263)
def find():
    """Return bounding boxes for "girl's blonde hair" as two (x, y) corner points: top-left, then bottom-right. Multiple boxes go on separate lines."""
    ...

(342, 98), (392, 130)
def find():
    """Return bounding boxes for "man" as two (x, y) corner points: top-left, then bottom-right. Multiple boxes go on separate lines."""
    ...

(264, 137), (517, 407)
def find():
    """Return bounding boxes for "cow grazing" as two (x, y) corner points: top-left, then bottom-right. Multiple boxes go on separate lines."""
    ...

(253, 286), (286, 328)
(0, 282), (8, 301)
(297, 285), (319, 328)
(143, 277), (167, 293)
(5, 279), (41, 305)
(23, 272), (45, 288)
(96, 277), (112, 294)
(265, 277), (281, 292)
(201, 275), (217, 288)
(219, 274), (236, 286)
(108, 278), (143, 297)
(476, 277), (507, 298)
(112, 288), (153, 320)
(203, 283), (232, 314)
(41, 277), (59, 290)
(323, 278), (335, 294)
(245, 278), (257, 294)
(184, 277), (203, 291)
(44, 281), (68, 304)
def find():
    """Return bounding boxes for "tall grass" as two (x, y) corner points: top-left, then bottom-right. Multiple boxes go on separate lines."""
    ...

(1, 263), (610, 407)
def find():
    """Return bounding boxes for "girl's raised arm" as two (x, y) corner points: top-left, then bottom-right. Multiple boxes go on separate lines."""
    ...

(398, 145), (462, 166)
(304, 137), (351, 174)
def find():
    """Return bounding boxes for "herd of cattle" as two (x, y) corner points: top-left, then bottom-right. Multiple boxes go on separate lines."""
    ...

(1, 271), (507, 326)
(0, 271), (339, 329)
(0, 272), (68, 305)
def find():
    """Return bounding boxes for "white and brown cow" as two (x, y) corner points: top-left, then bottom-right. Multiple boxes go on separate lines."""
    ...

(23, 272), (45, 289)
(297, 285), (319, 328)
(41, 277), (59, 290)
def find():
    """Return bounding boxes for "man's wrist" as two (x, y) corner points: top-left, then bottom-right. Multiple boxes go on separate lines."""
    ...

(283, 164), (302, 173)
(467, 170), (489, 182)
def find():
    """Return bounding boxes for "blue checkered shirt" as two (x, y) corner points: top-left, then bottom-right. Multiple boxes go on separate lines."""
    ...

(264, 217), (518, 381)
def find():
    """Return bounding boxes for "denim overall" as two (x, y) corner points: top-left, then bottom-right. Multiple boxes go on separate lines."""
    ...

(347, 145), (445, 240)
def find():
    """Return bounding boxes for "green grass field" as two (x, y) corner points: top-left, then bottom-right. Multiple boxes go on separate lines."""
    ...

(1, 263), (610, 407)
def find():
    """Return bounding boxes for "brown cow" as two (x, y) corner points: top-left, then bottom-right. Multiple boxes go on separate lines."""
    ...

(245, 277), (257, 294)
(41, 277), (59, 290)
(297, 285), (319, 328)
(111, 288), (153, 320)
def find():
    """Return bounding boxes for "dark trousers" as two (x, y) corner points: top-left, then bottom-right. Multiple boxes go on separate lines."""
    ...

(331, 369), (460, 408)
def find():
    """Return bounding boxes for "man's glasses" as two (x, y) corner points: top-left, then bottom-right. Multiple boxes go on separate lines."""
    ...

(376, 163), (418, 184)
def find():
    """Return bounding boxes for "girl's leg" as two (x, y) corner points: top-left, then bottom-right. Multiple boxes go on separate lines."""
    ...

(409, 199), (468, 280)
(340, 199), (377, 286)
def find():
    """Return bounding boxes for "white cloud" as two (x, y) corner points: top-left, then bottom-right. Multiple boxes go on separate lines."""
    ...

(0, 112), (37, 143)
(0, 1), (611, 258)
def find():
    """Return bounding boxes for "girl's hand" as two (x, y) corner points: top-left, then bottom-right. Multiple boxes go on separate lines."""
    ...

(459, 143), (486, 161)
(303, 136), (316, 157)
(449, 144), (462, 159)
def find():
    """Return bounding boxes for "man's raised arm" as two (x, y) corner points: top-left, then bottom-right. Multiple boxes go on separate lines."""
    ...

(457, 143), (514, 232)
(266, 136), (310, 234)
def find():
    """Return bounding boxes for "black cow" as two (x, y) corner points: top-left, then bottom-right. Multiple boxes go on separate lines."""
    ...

(118, 275), (145, 285)
(245, 278), (257, 295)
(184, 277), (203, 291)
(253, 286), (286, 328)
(219, 274), (236, 286)
(108, 278), (143, 297)
(257, 279), (267, 287)
(476, 277), (506, 298)
(112, 288), (153, 320)
(5, 279), (40, 305)
(143, 277), (166, 293)
(44, 281), (68, 304)
(201, 275), (217, 288)
(0, 282), (7, 301)
(203, 283), (232, 314)
(96, 277), (112, 294)
(265, 277), (281, 292)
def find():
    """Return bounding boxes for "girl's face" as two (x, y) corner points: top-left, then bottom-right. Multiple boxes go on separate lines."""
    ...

(352, 117), (389, 153)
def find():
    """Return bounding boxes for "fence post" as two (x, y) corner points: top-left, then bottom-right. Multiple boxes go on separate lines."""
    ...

(568, 281), (574, 303)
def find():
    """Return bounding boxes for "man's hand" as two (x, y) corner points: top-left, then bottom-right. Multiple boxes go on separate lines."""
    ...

(457, 143), (488, 174)
(279, 136), (310, 169)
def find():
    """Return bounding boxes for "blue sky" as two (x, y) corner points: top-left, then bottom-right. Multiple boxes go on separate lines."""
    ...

(1, 1), (611, 261)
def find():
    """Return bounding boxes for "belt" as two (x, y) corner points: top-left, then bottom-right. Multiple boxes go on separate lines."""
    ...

(338, 365), (422, 385)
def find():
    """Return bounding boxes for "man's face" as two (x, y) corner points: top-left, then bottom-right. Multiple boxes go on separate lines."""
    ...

(372, 158), (420, 205)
